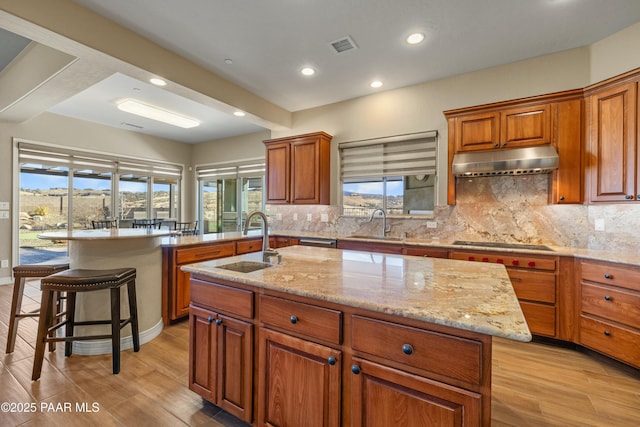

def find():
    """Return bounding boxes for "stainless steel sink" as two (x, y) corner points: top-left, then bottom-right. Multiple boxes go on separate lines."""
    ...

(216, 261), (272, 273)
(347, 234), (404, 242)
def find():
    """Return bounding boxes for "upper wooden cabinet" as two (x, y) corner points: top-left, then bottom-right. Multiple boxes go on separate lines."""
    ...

(264, 132), (332, 205)
(453, 103), (551, 152)
(585, 77), (639, 203)
(445, 90), (584, 205)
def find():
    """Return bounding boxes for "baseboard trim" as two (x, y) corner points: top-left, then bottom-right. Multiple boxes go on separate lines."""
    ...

(66, 318), (164, 355)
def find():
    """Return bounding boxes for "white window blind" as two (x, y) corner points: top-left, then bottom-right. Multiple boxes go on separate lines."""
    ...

(340, 131), (438, 180)
(196, 160), (266, 180)
(18, 142), (183, 179)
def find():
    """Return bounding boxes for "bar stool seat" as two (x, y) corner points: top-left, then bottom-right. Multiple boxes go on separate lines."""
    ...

(6, 263), (70, 354)
(31, 267), (140, 381)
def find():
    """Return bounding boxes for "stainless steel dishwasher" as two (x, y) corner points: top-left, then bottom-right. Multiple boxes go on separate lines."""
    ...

(297, 237), (338, 248)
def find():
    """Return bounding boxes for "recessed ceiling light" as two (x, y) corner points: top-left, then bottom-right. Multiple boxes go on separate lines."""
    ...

(370, 81), (383, 89)
(301, 67), (316, 76)
(149, 78), (167, 86)
(406, 32), (425, 45)
(233, 111), (246, 117)
(224, 58), (233, 65)
(117, 99), (200, 128)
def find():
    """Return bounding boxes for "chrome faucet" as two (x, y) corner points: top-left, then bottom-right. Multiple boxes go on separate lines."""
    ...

(243, 210), (279, 262)
(367, 208), (391, 237)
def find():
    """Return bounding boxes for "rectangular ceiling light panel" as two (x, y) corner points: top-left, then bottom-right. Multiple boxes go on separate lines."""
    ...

(117, 99), (200, 128)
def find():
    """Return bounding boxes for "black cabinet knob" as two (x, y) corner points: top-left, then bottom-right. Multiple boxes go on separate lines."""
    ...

(290, 315), (298, 324)
(604, 295), (612, 302)
(625, 195), (633, 200)
(327, 356), (336, 366)
(351, 365), (361, 374)
(604, 330), (611, 337)
(215, 319), (223, 326)
(559, 196), (565, 201)
(207, 316), (214, 324)
(494, 143), (499, 148)
(604, 273), (612, 280)
(402, 344), (414, 355)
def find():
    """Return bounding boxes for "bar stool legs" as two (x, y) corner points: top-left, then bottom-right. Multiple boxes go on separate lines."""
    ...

(5, 263), (69, 354)
(31, 268), (139, 381)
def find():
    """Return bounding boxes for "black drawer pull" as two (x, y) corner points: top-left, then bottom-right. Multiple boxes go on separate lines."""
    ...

(604, 273), (612, 280)
(207, 316), (214, 324)
(604, 295), (612, 302)
(604, 330), (611, 337)
(215, 319), (223, 326)
(402, 344), (414, 355)
(327, 356), (336, 366)
(351, 365), (361, 374)
(290, 315), (298, 324)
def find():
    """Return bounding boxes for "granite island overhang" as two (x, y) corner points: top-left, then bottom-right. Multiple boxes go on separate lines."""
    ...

(181, 245), (531, 426)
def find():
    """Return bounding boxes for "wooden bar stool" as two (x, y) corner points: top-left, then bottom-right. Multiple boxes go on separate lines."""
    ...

(5, 263), (70, 354)
(31, 267), (140, 381)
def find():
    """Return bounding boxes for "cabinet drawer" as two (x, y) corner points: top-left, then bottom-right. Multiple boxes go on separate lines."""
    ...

(581, 283), (640, 329)
(508, 269), (556, 303)
(581, 261), (640, 292)
(351, 316), (483, 384)
(450, 251), (556, 271)
(519, 301), (556, 337)
(260, 295), (342, 344)
(190, 279), (254, 319)
(176, 242), (235, 265)
(580, 315), (640, 368)
(236, 238), (263, 254)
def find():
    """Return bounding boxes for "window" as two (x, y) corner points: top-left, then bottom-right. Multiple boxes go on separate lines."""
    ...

(196, 160), (265, 234)
(16, 140), (183, 263)
(340, 131), (438, 216)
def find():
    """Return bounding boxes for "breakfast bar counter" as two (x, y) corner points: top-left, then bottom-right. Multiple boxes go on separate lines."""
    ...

(39, 228), (171, 354)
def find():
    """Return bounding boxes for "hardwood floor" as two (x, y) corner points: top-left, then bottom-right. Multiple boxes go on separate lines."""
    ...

(1, 279), (639, 426)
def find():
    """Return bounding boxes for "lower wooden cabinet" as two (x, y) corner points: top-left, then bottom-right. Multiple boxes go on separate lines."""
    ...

(189, 305), (254, 423)
(579, 260), (640, 368)
(258, 329), (341, 427)
(350, 358), (482, 427)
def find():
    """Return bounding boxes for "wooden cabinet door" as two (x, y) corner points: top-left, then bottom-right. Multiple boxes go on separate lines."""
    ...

(291, 138), (321, 204)
(265, 141), (290, 203)
(189, 305), (217, 401)
(174, 268), (192, 319)
(500, 104), (551, 148)
(588, 82), (637, 202)
(259, 329), (341, 427)
(454, 111), (500, 152)
(350, 357), (482, 427)
(550, 99), (583, 204)
(217, 314), (254, 423)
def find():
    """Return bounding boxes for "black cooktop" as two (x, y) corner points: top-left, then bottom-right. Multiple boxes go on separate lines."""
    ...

(452, 240), (554, 251)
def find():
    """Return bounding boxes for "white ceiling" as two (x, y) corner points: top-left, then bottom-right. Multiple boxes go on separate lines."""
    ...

(3, 0), (640, 143)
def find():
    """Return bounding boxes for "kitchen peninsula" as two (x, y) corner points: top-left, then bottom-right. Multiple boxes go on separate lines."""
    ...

(39, 228), (171, 354)
(183, 245), (531, 426)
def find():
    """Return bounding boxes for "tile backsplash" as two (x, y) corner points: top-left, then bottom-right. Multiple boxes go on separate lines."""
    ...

(268, 174), (640, 251)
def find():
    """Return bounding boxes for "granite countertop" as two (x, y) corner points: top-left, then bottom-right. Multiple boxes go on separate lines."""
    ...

(182, 245), (532, 343)
(39, 228), (171, 241)
(161, 229), (640, 267)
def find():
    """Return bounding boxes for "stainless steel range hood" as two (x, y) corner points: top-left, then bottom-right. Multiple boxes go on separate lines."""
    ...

(451, 145), (559, 177)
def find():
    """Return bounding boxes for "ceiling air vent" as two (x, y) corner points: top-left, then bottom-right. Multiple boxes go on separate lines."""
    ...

(330, 36), (358, 53)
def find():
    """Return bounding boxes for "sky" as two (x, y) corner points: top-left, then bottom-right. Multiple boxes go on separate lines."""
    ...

(20, 173), (160, 192)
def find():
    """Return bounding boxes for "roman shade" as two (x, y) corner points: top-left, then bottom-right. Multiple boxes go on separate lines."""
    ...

(340, 131), (438, 180)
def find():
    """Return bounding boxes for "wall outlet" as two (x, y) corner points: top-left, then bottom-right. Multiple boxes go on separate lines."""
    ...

(594, 218), (605, 231)
(426, 221), (437, 229)
(0, 211), (8, 219)
(0, 201), (9, 210)
(1, 259), (8, 269)
(321, 213), (329, 222)
(306, 213), (312, 221)
(275, 213), (282, 220)
(293, 213), (298, 221)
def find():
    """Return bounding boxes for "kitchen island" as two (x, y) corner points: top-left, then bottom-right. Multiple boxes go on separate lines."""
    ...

(39, 228), (171, 355)
(183, 245), (531, 427)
